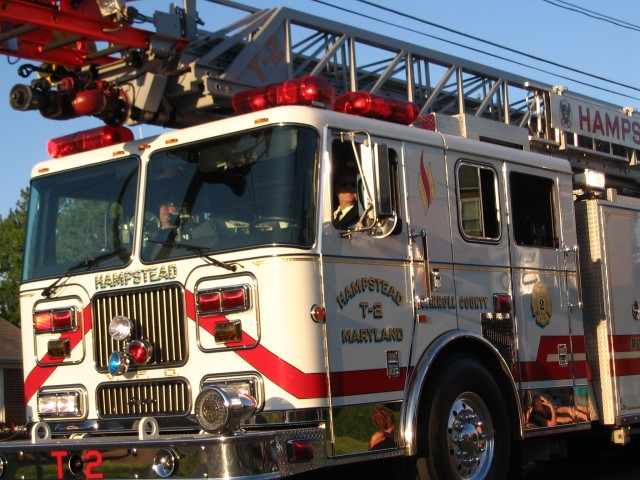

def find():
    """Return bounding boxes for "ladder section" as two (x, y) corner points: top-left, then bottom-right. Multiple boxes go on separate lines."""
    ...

(184, 4), (536, 128)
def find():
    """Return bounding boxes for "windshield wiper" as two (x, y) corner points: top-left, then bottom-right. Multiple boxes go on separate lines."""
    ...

(42, 247), (131, 298)
(147, 239), (238, 272)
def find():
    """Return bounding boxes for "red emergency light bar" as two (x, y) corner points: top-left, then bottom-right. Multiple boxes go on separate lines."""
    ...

(333, 91), (420, 125)
(232, 76), (334, 114)
(47, 125), (134, 158)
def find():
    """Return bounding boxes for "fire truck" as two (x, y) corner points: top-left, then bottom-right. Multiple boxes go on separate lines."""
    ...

(1, 1), (640, 479)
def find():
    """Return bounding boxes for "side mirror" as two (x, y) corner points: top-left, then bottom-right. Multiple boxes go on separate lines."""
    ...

(372, 144), (394, 218)
(356, 142), (397, 238)
(360, 143), (394, 219)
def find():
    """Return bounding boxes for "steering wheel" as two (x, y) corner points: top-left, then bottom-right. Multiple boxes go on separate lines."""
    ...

(143, 212), (162, 238)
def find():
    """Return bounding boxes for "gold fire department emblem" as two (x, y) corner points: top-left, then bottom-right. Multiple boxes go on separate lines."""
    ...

(531, 281), (552, 327)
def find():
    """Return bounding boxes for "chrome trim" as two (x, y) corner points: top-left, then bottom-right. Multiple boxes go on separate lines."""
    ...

(96, 378), (190, 420)
(201, 372), (265, 411)
(1, 426), (326, 478)
(523, 421), (590, 437)
(402, 330), (522, 455)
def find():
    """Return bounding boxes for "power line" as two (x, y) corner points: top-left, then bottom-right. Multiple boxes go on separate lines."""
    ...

(355, 0), (640, 95)
(542, 0), (640, 32)
(308, 0), (640, 102)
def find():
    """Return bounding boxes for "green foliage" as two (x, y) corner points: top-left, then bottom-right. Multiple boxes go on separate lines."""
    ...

(55, 197), (112, 263)
(0, 188), (28, 326)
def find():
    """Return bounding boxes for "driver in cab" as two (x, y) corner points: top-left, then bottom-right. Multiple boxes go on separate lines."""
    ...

(159, 199), (180, 230)
(333, 174), (359, 229)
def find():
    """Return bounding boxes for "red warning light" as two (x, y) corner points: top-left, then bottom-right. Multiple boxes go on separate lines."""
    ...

(333, 91), (420, 125)
(47, 125), (134, 158)
(232, 76), (334, 114)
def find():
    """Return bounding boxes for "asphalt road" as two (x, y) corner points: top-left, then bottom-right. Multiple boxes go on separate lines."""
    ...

(296, 440), (640, 479)
(522, 442), (639, 480)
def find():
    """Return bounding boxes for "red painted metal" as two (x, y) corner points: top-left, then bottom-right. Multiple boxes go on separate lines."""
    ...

(0, 0), (153, 68)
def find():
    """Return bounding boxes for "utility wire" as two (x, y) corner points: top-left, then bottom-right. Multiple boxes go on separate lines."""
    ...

(354, 0), (640, 96)
(308, 0), (640, 101)
(542, 0), (640, 32)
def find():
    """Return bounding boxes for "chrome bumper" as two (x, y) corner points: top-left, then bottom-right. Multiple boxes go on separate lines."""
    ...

(0, 425), (326, 479)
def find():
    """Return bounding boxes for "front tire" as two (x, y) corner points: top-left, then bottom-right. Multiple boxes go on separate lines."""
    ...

(423, 354), (511, 480)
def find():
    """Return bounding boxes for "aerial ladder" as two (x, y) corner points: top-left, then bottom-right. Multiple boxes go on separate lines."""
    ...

(2, 0), (640, 192)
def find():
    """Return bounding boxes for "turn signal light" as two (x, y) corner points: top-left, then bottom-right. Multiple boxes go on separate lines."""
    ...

(493, 293), (513, 313)
(222, 289), (246, 310)
(232, 75), (334, 114)
(34, 308), (76, 333)
(198, 286), (249, 314)
(333, 91), (420, 125)
(198, 291), (221, 312)
(47, 125), (134, 158)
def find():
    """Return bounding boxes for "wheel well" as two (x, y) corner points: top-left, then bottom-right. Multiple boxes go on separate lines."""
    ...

(408, 334), (522, 455)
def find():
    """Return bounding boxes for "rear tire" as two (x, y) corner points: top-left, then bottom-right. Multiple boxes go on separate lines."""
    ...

(423, 354), (511, 480)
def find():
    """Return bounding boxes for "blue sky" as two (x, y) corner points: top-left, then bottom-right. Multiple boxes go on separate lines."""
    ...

(1, 0), (639, 217)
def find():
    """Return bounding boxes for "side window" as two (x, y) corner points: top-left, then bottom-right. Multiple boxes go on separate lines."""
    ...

(457, 162), (500, 241)
(330, 139), (401, 232)
(331, 140), (360, 229)
(510, 172), (558, 248)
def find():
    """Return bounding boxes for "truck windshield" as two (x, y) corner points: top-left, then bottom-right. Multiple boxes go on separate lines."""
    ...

(141, 125), (318, 262)
(23, 157), (139, 281)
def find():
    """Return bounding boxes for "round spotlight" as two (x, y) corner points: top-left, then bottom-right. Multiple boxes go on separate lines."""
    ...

(152, 449), (178, 478)
(194, 386), (256, 433)
(127, 339), (153, 365)
(108, 351), (130, 376)
(109, 315), (132, 341)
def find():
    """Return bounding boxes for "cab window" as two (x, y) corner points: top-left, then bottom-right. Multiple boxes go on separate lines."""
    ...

(330, 139), (400, 232)
(510, 172), (558, 248)
(457, 162), (500, 241)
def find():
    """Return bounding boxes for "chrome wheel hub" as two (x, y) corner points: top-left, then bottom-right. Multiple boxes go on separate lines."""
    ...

(446, 392), (494, 479)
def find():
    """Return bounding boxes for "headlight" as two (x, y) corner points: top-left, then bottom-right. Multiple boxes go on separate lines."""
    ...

(37, 389), (85, 419)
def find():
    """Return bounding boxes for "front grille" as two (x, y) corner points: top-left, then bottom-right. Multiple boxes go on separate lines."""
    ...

(97, 378), (190, 419)
(93, 284), (187, 371)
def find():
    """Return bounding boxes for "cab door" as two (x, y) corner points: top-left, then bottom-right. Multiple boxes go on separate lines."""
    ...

(320, 132), (414, 456)
(447, 154), (515, 374)
(506, 165), (586, 429)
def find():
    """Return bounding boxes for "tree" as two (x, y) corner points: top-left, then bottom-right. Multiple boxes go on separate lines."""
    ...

(0, 188), (28, 327)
